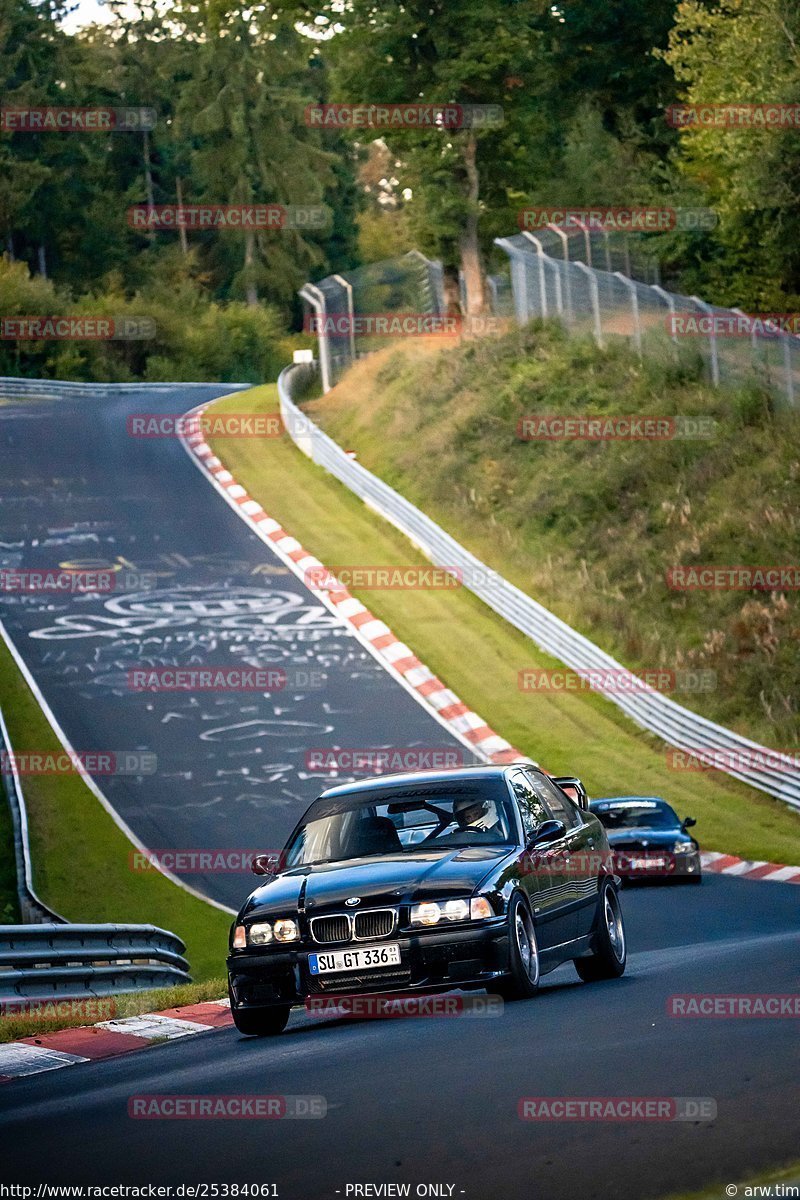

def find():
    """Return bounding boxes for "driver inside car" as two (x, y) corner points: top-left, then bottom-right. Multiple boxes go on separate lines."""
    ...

(439, 794), (506, 842)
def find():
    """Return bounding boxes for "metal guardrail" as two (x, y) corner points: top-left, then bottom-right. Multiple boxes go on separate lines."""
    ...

(0, 924), (190, 1003)
(279, 362), (800, 813)
(0, 707), (64, 924)
(0, 377), (250, 399)
(0, 707), (192, 998)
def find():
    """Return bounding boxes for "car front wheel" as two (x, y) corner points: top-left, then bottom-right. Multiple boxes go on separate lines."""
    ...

(497, 893), (540, 1001)
(575, 879), (627, 982)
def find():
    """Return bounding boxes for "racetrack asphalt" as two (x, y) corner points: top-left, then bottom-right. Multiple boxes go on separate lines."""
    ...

(0, 385), (473, 910)
(0, 872), (797, 1197)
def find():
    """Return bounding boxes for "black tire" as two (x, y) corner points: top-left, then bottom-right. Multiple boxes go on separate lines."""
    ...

(231, 1003), (291, 1037)
(575, 879), (627, 982)
(497, 893), (540, 1001)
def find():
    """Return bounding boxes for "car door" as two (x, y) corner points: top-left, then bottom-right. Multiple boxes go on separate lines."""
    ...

(508, 769), (574, 950)
(527, 771), (600, 939)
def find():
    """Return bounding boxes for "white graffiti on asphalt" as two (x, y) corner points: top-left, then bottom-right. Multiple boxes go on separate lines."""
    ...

(28, 587), (343, 640)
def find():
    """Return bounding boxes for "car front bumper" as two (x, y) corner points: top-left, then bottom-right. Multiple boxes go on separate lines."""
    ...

(613, 850), (702, 879)
(227, 921), (509, 1011)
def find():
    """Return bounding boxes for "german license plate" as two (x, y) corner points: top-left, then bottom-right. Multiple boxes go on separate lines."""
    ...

(308, 944), (401, 975)
(630, 856), (666, 869)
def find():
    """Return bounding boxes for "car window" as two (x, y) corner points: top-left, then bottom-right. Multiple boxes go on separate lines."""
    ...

(509, 771), (549, 839)
(526, 771), (582, 830)
(283, 786), (515, 866)
(591, 801), (678, 830)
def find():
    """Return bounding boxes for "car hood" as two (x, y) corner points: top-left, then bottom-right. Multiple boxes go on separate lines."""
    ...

(239, 846), (513, 920)
(604, 827), (688, 848)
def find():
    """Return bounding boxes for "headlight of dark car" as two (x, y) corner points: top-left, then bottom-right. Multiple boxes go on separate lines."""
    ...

(232, 918), (300, 949)
(410, 897), (494, 927)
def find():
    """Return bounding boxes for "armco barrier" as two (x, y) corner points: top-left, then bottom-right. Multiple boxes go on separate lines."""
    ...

(278, 362), (800, 812)
(0, 706), (65, 923)
(0, 707), (193, 998)
(0, 377), (250, 399)
(0, 924), (190, 1003)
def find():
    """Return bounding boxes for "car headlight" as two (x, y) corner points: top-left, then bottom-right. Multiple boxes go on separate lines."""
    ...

(273, 918), (300, 943)
(673, 841), (695, 853)
(410, 897), (493, 927)
(248, 921), (274, 946)
(232, 924), (247, 950)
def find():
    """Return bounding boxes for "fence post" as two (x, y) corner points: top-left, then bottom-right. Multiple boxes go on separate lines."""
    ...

(614, 272), (642, 353)
(521, 232), (548, 318)
(299, 283), (331, 393)
(651, 284), (677, 344)
(547, 223), (573, 318)
(332, 274), (356, 368)
(494, 237), (529, 324)
(574, 262), (603, 347)
(602, 229), (612, 273)
(691, 296), (720, 386)
(576, 221), (592, 267)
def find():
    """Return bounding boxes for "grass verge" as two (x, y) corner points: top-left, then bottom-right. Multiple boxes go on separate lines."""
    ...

(207, 383), (799, 866)
(0, 977), (227, 1043)
(0, 634), (232, 980)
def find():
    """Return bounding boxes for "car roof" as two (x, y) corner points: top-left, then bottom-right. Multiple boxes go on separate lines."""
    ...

(318, 763), (529, 800)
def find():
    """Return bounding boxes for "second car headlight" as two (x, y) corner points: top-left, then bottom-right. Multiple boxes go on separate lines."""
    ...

(248, 922), (273, 946)
(247, 918), (300, 946)
(410, 897), (493, 927)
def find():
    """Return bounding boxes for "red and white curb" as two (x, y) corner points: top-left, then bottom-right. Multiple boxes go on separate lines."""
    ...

(179, 403), (523, 767)
(0, 999), (233, 1082)
(701, 850), (800, 884)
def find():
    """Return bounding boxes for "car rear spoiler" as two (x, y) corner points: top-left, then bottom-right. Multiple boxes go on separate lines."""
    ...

(553, 776), (589, 810)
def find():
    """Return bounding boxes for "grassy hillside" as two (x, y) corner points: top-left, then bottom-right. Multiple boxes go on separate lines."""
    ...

(208, 384), (799, 866)
(306, 327), (800, 750)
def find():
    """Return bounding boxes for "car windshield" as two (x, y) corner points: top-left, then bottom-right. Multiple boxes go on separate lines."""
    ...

(283, 782), (516, 867)
(592, 800), (678, 830)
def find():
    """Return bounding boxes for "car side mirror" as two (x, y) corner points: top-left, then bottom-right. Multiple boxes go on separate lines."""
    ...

(682, 817), (697, 829)
(251, 853), (277, 876)
(528, 819), (566, 849)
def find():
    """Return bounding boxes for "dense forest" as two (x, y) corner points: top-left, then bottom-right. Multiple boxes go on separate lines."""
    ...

(2, 0), (799, 380)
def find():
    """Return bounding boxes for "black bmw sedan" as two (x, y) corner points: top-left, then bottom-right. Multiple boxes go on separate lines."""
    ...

(588, 796), (702, 883)
(227, 764), (626, 1035)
